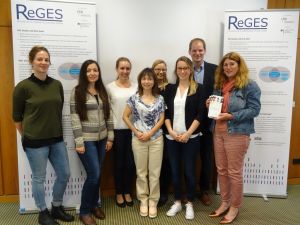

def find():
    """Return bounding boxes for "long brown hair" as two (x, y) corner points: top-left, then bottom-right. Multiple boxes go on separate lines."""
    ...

(75, 60), (110, 121)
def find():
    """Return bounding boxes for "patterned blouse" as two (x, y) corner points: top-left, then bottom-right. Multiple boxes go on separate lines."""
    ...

(127, 93), (165, 140)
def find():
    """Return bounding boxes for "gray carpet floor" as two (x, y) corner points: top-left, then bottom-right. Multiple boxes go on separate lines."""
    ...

(1, 185), (300, 225)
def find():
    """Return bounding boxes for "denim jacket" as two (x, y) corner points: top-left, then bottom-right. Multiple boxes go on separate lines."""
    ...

(211, 80), (261, 135)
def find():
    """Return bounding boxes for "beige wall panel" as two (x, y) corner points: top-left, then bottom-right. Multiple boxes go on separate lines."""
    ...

(268, 0), (286, 8)
(0, 27), (18, 195)
(0, 137), (3, 195)
(286, 0), (300, 8)
(0, 0), (12, 26)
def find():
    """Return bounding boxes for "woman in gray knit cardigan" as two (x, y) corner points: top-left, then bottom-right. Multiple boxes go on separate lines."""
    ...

(70, 59), (114, 225)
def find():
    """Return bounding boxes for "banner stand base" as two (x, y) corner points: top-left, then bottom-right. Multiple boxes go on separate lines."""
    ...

(19, 207), (76, 215)
(262, 194), (269, 202)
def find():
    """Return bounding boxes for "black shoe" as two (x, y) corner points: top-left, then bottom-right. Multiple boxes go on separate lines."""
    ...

(125, 199), (134, 207)
(116, 199), (126, 208)
(38, 209), (59, 225)
(157, 197), (168, 207)
(124, 194), (134, 207)
(51, 204), (74, 222)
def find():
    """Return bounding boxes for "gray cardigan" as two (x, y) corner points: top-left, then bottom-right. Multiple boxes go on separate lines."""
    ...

(70, 88), (114, 148)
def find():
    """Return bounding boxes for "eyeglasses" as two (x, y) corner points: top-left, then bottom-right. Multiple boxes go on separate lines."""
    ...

(154, 68), (167, 72)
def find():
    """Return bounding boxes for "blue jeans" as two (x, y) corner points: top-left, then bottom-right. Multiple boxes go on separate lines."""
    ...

(25, 141), (70, 211)
(166, 136), (200, 202)
(78, 140), (106, 215)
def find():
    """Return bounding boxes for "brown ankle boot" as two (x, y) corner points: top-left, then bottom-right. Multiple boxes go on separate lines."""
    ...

(91, 207), (105, 220)
(79, 214), (97, 225)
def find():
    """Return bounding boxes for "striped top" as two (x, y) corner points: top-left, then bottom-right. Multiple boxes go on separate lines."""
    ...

(70, 87), (114, 148)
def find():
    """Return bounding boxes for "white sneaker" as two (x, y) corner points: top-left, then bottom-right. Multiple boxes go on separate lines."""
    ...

(185, 203), (194, 220)
(166, 202), (182, 216)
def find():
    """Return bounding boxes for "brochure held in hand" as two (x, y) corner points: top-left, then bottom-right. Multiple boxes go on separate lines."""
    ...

(208, 95), (223, 119)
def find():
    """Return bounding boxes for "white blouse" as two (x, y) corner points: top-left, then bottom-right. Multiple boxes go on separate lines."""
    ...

(173, 87), (188, 134)
(166, 87), (200, 140)
(106, 81), (138, 129)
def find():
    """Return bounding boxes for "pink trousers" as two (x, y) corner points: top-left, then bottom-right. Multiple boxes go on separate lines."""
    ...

(214, 130), (250, 208)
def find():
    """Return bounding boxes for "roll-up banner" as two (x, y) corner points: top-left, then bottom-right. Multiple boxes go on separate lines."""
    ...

(223, 10), (299, 197)
(11, 0), (97, 212)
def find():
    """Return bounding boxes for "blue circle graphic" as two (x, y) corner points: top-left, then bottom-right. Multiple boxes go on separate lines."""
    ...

(69, 68), (80, 75)
(259, 67), (290, 82)
(281, 72), (289, 81)
(269, 70), (280, 79)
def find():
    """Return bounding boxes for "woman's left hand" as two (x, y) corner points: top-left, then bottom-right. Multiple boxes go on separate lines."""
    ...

(139, 132), (151, 142)
(178, 132), (191, 143)
(106, 141), (113, 152)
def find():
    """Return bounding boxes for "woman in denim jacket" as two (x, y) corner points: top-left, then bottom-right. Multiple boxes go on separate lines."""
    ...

(208, 52), (261, 224)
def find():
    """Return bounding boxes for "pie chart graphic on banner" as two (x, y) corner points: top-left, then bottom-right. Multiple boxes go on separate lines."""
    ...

(259, 67), (290, 83)
(58, 63), (81, 80)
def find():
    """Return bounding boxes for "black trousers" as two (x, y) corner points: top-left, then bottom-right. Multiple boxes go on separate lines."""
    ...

(199, 131), (213, 192)
(113, 129), (136, 194)
(159, 136), (171, 199)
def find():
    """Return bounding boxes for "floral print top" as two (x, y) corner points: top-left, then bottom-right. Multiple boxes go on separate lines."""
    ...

(127, 93), (165, 140)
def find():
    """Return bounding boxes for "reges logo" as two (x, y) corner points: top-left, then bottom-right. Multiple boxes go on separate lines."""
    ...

(228, 16), (268, 30)
(16, 4), (63, 21)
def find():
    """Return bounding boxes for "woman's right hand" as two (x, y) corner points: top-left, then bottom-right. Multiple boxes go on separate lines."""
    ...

(134, 130), (143, 140)
(170, 130), (180, 142)
(76, 146), (85, 154)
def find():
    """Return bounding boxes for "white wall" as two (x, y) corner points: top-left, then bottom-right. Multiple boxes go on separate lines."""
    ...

(75, 0), (267, 83)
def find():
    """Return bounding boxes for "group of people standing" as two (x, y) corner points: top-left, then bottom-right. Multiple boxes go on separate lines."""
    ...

(12, 37), (261, 225)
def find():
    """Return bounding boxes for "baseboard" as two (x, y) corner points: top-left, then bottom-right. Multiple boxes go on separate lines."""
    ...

(0, 195), (19, 203)
(101, 189), (116, 197)
(288, 178), (300, 185)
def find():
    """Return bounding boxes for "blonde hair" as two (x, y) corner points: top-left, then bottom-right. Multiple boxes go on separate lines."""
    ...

(152, 59), (169, 90)
(214, 52), (249, 89)
(175, 56), (198, 96)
